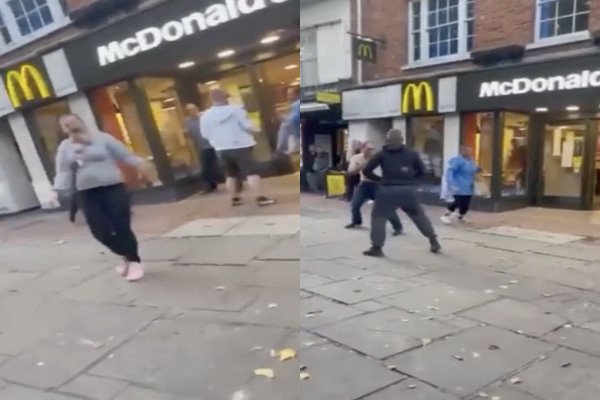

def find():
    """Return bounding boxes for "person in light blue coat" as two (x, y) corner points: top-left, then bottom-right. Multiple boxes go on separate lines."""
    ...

(441, 146), (480, 224)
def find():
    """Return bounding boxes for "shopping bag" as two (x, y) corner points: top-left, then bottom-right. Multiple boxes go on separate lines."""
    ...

(474, 179), (491, 198)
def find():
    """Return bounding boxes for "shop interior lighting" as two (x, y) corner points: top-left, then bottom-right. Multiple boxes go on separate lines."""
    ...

(204, 80), (218, 86)
(218, 49), (235, 58)
(285, 64), (298, 70)
(535, 107), (548, 112)
(261, 34), (280, 44)
(178, 61), (195, 69)
(566, 105), (580, 111)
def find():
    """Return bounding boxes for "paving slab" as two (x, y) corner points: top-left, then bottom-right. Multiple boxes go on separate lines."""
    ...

(300, 272), (333, 289)
(301, 260), (371, 281)
(163, 217), (247, 238)
(259, 236), (300, 260)
(0, 385), (82, 399)
(516, 348), (600, 400)
(479, 226), (583, 244)
(461, 298), (567, 337)
(90, 319), (295, 399)
(111, 386), (199, 400)
(466, 387), (543, 400)
(226, 215), (300, 236)
(314, 308), (462, 359)
(300, 341), (403, 400)
(544, 326), (600, 357)
(59, 374), (128, 400)
(387, 326), (554, 397)
(172, 236), (278, 266)
(379, 283), (497, 317)
(307, 274), (417, 305)
(536, 294), (600, 325)
(363, 379), (458, 400)
(533, 242), (600, 262)
(301, 296), (364, 329)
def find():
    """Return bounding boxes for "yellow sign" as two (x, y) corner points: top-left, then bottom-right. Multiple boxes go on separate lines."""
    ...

(402, 81), (435, 114)
(316, 91), (341, 104)
(326, 172), (346, 197)
(5, 64), (52, 108)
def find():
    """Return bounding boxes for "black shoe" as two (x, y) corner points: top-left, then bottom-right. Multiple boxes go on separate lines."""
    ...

(345, 223), (361, 229)
(363, 247), (384, 257)
(392, 229), (403, 236)
(430, 238), (441, 254)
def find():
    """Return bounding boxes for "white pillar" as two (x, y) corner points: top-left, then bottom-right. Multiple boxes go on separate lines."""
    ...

(443, 113), (461, 172)
(8, 113), (55, 209)
(393, 117), (407, 142)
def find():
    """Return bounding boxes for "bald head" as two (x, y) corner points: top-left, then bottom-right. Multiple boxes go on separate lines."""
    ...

(210, 89), (230, 105)
(386, 129), (405, 145)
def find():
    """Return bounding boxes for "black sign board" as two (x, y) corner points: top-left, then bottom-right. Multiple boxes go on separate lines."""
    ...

(62, 0), (298, 89)
(457, 53), (600, 111)
(353, 37), (377, 63)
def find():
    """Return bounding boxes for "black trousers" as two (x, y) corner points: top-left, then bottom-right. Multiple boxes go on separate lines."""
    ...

(371, 186), (436, 248)
(80, 184), (140, 263)
(447, 195), (472, 216)
(200, 148), (221, 189)
(351, 181), (402, 231)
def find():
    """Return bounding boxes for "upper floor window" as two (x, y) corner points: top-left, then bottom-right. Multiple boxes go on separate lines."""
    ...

(536, 0), (589, 41)
(409, 0), (474, 64)
(8, 0), (54, 35)
(300, 28), (318, 87)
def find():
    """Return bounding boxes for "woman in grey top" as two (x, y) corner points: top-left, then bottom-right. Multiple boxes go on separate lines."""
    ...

(53, 114), (148, 282)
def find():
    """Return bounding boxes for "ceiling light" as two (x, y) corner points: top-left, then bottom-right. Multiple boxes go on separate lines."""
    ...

(285, 64), (298, 70)
(261, 35), (280, 44)
(566, 105), (579, 111)
(178, 61), (195, 69)
(535, 107), (548, 112)
(204, 80), (217, 86)
(217, 49), (235, 58)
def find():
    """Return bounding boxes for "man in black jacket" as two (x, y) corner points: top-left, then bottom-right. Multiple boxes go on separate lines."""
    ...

(362, 129), (441, 257)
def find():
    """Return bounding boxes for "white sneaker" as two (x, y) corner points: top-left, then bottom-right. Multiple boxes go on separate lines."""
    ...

(440, 215), (452, 225)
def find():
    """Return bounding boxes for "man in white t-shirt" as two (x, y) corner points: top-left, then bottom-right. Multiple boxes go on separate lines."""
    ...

(200, 89), (275, 207)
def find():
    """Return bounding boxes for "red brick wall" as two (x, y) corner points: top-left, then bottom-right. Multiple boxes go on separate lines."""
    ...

(590, 0), (600, 31)
(473, 0), (535, 50)
(361, 0), (407, 81)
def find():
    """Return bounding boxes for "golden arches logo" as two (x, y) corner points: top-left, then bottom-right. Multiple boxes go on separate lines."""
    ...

(5, 64), (51, 108)
(357, 44), (374, 60)
(402, 82), (434, 114)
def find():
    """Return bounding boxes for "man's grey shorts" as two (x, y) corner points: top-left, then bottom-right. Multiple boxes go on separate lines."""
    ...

(218, 147), (259, 178)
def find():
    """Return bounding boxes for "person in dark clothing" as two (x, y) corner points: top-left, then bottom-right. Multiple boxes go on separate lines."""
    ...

(362, 129), (441, 257)
(185, 104), (220, 194)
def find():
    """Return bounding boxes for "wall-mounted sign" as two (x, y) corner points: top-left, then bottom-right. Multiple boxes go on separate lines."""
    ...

(353, 37), (377, 63)
(457, 54), (600, 111)
(97, 0), (291, 66)
(401, 80), (436, 114)
(3, 63), (53, 109)
(316, 91), (341, 104)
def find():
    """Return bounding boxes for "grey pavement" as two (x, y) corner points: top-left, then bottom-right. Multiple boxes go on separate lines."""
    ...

(0, 224), (299, 400)
(301, 203), (600, 400)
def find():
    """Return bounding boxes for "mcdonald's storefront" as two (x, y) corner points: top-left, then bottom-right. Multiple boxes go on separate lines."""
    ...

(0, 0), (300, 213)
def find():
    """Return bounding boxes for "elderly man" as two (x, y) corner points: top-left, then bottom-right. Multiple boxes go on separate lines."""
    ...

(361, 129), (441, 257)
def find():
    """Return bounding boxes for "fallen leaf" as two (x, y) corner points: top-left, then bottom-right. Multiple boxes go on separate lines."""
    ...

(498, 285), (509, 290)
(421, 338), (432, 346)
(387, 365), (397, 370)
(509, 280), (519, 284)
(510, 376), (522, 385)
(489, 345), (500, 350)
(278, 348), (297, 362)
(268, 303), (278, 309)
(302, 341), (315, 348)
(300, 372), (311, 380)
(452, 354), (464, 361)
(251, 346), (265, 351)
(560, 362), (572, 368)
(564, 324), (573, 328)
(427, 306), (439, 311)
(484, 289), (495, 294)
(254, 368), (275, 379)
(478, 392), (489, 398)
(300, 365), (308, 371)
(37, 362), (44, 367)
(401, 318), (410, 323)
(472, 352), (481, 358)
(491, 397), (501, 400)
(215, 286), (226, 291)
(422, 316), (434, 321)
(54, 240), (66, 245)
(407, 384), (417, 389)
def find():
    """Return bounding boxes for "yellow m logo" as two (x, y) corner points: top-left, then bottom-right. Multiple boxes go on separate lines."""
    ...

(357, 44), (373, 59)
(5, 64), (52, 108)
(402, 82), (434, 114)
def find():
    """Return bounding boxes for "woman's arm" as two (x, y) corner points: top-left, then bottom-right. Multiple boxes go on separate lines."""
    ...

(53, 141), (71, 192)
(102, 133), (144, 168)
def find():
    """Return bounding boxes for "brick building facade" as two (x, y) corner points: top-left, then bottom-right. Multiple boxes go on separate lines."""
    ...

(343, 0), (600, 212)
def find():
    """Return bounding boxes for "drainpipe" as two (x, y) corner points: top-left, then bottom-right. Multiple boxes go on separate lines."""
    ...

(356, 0), (363, 84)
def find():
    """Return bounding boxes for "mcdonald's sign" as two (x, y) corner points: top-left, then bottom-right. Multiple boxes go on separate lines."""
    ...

(4, 63), (53, 108)
(401, 81), (436, 114)
(353, 37), (377, 63)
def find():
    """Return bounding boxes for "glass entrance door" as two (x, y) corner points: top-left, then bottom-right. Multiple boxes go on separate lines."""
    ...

(539, 121), (587, 208)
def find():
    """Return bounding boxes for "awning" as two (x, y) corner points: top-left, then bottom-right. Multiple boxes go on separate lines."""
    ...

(300, 102), (330, 113)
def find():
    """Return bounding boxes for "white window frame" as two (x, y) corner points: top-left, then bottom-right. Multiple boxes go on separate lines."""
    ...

(0, 0), (70, 53)
(530, 0), (590, 49)
(407, 0), (472, 68)
(300, 26), (319, 87)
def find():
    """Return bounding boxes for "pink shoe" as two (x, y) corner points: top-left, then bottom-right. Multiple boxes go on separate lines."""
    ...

(126, 262), (145, 282)
(116, 258), (129, 277)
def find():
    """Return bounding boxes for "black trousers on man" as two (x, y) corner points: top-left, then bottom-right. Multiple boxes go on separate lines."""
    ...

(371, 185), (436, 248)
(351, 181), (402, 231)
(200, 147), (221, 191)
(80, 184), (141, 263)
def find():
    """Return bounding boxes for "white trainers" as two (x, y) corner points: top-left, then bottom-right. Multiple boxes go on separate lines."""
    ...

(126, 262), (145, 282)
(440, 215), (453, 225)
